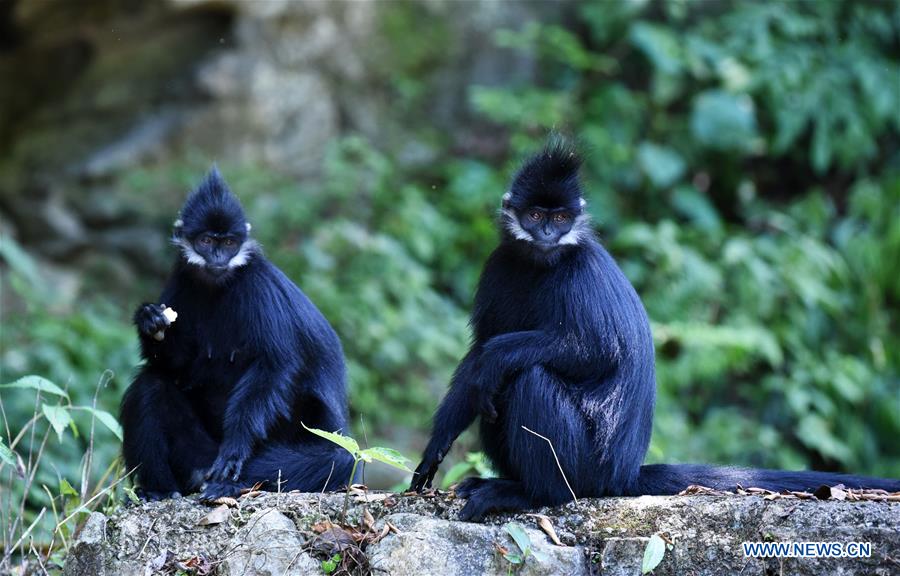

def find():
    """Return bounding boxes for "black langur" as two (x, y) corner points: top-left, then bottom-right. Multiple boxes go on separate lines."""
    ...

(411, 139), (900, 521)
(121, 167), (354, 500)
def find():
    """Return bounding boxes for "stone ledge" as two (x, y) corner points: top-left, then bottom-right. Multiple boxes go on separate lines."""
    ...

(63, 491), (899, 575)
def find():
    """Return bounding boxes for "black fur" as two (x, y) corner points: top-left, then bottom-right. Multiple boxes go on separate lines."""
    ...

(411, 140), (900, 521)
(121, 167), (355, 500)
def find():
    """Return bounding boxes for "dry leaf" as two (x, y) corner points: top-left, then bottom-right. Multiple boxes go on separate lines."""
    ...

(386, 521), (401, 535)
(312, 520), (335, 533)
(372, 524), (390, 543)
(196, 504), (229, 526)
(176, 554), (213, 576)
(145, 549), (174, 574)
(314, 526), (357, 554)
(363, 509), (375, 530)
(678, 484), (729, 497)
(210, 496), (238, 508)
(348, 484), (368, 496)
(526, 514), (565, 546)
(353, 492), (392, 503)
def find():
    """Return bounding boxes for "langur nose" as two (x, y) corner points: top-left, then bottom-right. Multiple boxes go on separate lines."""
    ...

(542, 227), (554, 238)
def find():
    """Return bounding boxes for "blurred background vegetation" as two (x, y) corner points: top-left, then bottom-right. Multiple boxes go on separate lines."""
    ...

(1, 0), (899, 563)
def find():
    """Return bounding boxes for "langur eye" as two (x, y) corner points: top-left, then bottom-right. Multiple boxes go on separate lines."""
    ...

(224, 239), (235, 247)
(529, 211), (542, 221)
(199, 236), (212, 245)
(553, 213), (570, 223)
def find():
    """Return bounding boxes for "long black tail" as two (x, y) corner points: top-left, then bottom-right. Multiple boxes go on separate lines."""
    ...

(242, 442), (359, 492)
(633, 464), (900, 495)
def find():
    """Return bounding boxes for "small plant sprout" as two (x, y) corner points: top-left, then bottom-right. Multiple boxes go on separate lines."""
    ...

(302, 423), (412, 521)
(320, 553), (341, 574)
(500, 522), (548, 567)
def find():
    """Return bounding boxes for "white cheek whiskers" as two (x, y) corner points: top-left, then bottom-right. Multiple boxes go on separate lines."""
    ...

(500, 208), (534, 242)
(557, 214), (592, 246)
(172, 237), (207, 266)
(227, 239), (260, 269)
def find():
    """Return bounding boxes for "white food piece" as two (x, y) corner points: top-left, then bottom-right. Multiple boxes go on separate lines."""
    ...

(162, 307), (178, 323)
(153, 306), (178, 341)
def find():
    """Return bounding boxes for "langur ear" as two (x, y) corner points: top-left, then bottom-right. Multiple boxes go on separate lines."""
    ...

(501, 191), (512, 210)
(579, 198), (587, 209)
(173, 219), (184, 237)
(245, 222), (252, 233)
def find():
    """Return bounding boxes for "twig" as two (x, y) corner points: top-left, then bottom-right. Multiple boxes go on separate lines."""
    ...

(277, 468), (282, 507)
(341, 458), (360, 523)
(82, 370), (114, 501)
(7, 414), (40, 451)
(521, 426), (578, 504)
(138, 518), (158, 558)
(54, 468), (134, 533)
(14, 400), (52, 555)
(359, 415), (369, 486)
(1, 508), (44, 566)
(29, 540), (50, 576)
(318, 461), (335, 517)
(41, 485), (65, 554)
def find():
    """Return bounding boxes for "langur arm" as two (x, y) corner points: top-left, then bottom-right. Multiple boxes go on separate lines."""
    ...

(410, 349), (481, 491)
(207, 358), (298, 483)
(475, 329), (617, 419)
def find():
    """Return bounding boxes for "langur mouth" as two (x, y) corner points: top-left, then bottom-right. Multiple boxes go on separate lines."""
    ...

(533, 240), (562, 251)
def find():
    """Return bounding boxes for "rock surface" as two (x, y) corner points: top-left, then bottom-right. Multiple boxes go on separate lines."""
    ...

(63, 491), (899, 575)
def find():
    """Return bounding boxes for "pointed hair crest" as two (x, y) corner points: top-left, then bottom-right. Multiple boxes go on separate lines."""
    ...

(176, 166), (248, 239)
(506, 138), (584, 212)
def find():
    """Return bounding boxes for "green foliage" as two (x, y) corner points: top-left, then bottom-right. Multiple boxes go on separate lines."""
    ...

(463, 0), (900, 477)
(303, 424), (412, 523)
(2, 6), (898, 545)
(302, 424), (412, 473)
(321, 553), (341, 574)
(500, 522), (548, 567)
(0, 374), (128, 571)
(440, 451), (495, 489)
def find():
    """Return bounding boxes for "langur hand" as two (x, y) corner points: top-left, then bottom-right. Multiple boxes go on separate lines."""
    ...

(135, 303), (176, 340)
(206, 444), (249, 483)
(410, 444), (446, 492)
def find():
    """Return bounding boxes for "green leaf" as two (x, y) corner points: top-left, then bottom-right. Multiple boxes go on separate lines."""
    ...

(1, 375), (69, 399)
(360, 446), (413, 472)
(529, 547), (549, 563)
(123, 486), (140, 504)
(690, 90), (758, 151)
(671, 186), (721, 231)
(642, 533), (667, 574)
(0, 236), (44, 292)
(321, 553), (341, 573)
(638, 143), (685, 189)
(59, 477), (79, 497)
(630, 22), (682, 75)
(83, 408), (123, 441)
(42, 404), (73, 442)
(504, 522), (532, 555)
(0, 437), (16, 467)
(441, 461), (473, 489)
(503, 553), (524, 565)
(302, 423), (360, 457)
